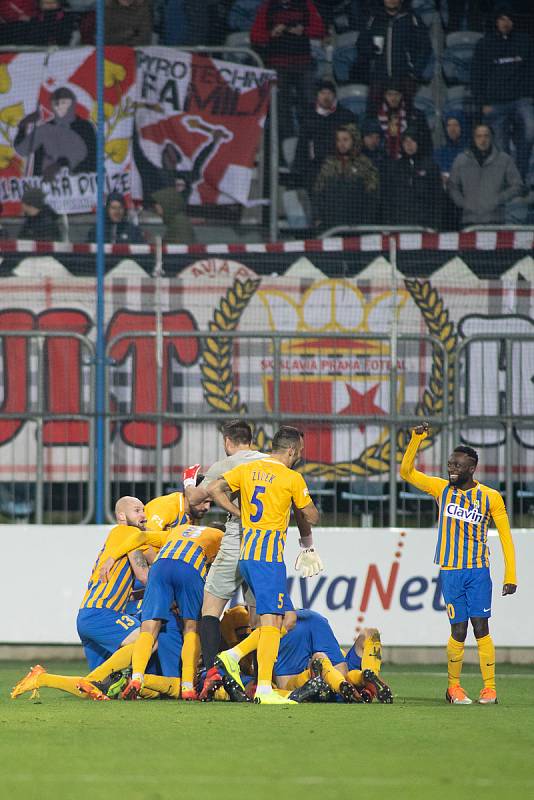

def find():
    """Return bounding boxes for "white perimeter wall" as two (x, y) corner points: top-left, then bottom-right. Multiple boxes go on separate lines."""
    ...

(1, 526), (533, 647)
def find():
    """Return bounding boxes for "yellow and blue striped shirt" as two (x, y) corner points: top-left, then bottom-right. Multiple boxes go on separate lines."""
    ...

(400, 431), (517, 583)
(155, 524), (223, 580)
(144, 491), (189, 532)
(80, 525), (150, 612)
(223, 456), (312, 563)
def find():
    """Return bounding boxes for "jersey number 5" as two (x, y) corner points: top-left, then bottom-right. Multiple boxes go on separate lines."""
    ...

(250, 485), (266, 523)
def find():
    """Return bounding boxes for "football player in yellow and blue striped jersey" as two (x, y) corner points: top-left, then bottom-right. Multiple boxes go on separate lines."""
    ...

(77, 495), (166, 670)
(121, 524), (223, 700)
(124, 484), (210, 617)
(401, 422), (517, 705)
(208, 426), (319, 705)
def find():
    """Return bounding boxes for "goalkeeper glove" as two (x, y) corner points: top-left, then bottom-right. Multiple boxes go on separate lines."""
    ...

(182, 464), (201, 489)
(295, 547), (324, 578)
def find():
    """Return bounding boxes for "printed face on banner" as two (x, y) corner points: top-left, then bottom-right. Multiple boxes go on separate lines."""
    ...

(0, 48), (136, 215)
(132, 48), (275, 206)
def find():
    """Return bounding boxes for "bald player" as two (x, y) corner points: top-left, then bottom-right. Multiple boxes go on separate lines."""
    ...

(76, 496), (162, 669)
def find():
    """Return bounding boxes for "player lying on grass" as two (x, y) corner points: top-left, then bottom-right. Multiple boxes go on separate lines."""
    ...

(400, 422), (518, 705)
(208, 426), (320, 705)
(212, 606), (392, 704)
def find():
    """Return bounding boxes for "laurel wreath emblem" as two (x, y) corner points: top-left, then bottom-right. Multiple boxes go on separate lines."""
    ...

(201, 276), (456, 477)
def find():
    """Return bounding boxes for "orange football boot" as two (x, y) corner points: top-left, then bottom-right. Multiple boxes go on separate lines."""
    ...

(11, 665), (46, 699)
(446, 684), (472, 704)
(479, 687), (498, 704)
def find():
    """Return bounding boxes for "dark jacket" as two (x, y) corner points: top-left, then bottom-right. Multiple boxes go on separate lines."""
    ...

(313, 134), (379, 229)
(353, 5), (432, 83)
(251, 0), (325, 68)
(18, 206), (61, 241)
(471, 29), (534, 105)
(292, 102), (358, 189)
(387, 149), (444, 229)
(433, 110), (470, 175)
(87, 218), (145, 244)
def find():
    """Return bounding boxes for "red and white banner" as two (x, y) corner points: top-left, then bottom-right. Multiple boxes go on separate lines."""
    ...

(133, 48), (274, 206)
(0, 525), (530, 646)
(0, 47), (136, 214)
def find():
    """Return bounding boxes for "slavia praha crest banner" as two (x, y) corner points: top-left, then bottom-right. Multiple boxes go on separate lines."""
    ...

(1, 254), (534, 482)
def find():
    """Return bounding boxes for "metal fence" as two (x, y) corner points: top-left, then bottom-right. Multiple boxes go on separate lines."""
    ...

(2, 325), (534, 527)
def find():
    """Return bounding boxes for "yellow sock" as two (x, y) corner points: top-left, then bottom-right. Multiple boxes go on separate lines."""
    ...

(233, 628), (261, 660)
(257, 626), (281, 688)
(477, 634), (496, 690)
(86, 645), (134, 682)
(361, 632), (382, 674)
(275, 689), (290, 697)
(139, 687), (159, 699)
(144, 674), (181, 699)
(181, 631), (201, 689)
(213, 687), (229, 701)
(284, 669), (310, 691)
(318, 657), (346, 693)
(132, 631), (155, 678)
(348, 669), (364, 687)
(447, 636), (465, 687)
(36, 674), (84, 697)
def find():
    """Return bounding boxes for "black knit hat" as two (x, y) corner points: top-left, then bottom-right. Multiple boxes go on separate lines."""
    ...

(316, 79), (337, 95)
(21, 187), (46, 210)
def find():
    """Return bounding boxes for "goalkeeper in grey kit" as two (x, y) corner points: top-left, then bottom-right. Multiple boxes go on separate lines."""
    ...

(182, 420), (323, 700)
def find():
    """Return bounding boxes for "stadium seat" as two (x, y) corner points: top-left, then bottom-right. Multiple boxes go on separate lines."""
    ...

(282, 189), (311, 228)
(0, 484), (34, 523)
(341, 480), (389, 525)
(281, 136), (298, 170)
(443, 85), (474, 118)
(305, 477), (337, 514)
(224, 31), (252, 63)
(414, 86), (437, 129)
(332, 30), (359, 84)
(337, 84), (368, 119)
(410, 0), (438, 27)
(398, 486), (435, 504)
(442, 32), (483, 86)
(227, 0), (262, 31)
(310, 39), (331, 81)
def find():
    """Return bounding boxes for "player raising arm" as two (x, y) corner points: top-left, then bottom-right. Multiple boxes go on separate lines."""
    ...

(400, 422), (517, 705)
(208, 426), (319, 705)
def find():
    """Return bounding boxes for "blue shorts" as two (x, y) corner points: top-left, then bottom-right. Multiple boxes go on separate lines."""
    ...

(238, 558), (292, 616)
(275, 609), (345, 676)
(141, 558), (204, 623)
(440, 567), (492, 624)
(345, 645), (362, 671)
(76, 607), (140, 670)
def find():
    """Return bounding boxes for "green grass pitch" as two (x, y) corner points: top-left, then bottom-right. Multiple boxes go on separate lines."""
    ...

(1, 661), (533, 800)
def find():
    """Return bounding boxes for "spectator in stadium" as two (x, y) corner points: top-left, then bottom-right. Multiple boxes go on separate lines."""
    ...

(98, 0), (152, 45)
(448, 123), (523, 227)
(151, 187), (194, 245)
(18, 187), (61, 241)
(292, 79), (358, 190)
(471, 5), (534, 180)
(0, 0), (75, 45)
(351, 0), (432, 113)
(375, 81), (432, 160)
(360, 117), (388, 221)
(434, 111), (470, 179)
(313, 123), (379, 230)
(386, 127), (444, 229)
(434, 111), (470, 230)
(86, 192), (145, 244)
(250, 0), (326, 140)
